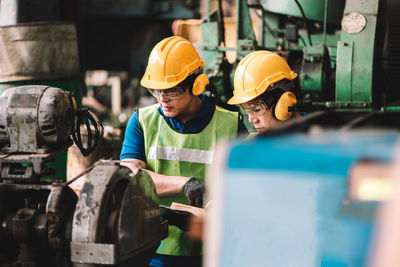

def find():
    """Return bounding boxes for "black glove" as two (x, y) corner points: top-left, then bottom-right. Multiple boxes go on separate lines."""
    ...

(182, 177), (205, 207)
(160, 206), (192, 231)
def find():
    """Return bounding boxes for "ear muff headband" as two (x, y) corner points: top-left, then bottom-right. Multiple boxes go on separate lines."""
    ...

(192, 73), (209, 95)
(273, 91), (297, 121)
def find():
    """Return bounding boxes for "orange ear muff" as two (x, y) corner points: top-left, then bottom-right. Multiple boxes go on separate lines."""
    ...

(273, 91), (297, 121)
(192, 73), (209, 95)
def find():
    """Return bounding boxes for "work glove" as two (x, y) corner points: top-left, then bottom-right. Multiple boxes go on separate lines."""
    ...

(160, 206), (192, 231)
(182, 177), (205, 207)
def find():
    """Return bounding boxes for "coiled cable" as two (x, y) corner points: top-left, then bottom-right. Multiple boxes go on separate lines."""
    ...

(72, 108), (103, 157)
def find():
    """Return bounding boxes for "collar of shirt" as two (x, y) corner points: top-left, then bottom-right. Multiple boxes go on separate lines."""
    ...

(157, 94), (215, 133)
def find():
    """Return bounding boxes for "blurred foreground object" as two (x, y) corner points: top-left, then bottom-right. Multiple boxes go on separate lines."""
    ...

(368, 144), (400, 267)
(205, 119), (400, 267)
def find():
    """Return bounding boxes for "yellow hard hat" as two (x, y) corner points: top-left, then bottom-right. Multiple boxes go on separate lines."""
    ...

(140, 36), (205, 90)
(228, 50), (298, 105)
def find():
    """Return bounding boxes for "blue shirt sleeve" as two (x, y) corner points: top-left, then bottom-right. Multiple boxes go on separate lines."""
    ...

(120, 110), (146, 162)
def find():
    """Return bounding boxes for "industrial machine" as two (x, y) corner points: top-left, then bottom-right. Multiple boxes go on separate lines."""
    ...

(201, 0), (399, 112)
(201, 0), (400, 266)
(0, 85), (167, 266)
(0, 0), (203, 180)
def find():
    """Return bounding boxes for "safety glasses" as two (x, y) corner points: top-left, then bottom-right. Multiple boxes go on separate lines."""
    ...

(241, 100), (270, 116)
(147, 86), (186, 100)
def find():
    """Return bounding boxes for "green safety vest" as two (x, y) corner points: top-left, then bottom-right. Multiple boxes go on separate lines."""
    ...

(138, 103), (239, 256)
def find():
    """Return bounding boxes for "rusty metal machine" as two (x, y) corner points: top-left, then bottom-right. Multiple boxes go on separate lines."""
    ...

(0, 85), (167, 266)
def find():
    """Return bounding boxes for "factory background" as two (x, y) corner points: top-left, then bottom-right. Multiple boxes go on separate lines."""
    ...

(0, 0), (399, 266)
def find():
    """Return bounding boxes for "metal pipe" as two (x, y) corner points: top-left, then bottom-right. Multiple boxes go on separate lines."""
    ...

(322, 0), (328, 45)
(248, 5), (267, 46)
(206, 0), (211, 22)
(293, 0), (313, 46)
(217, 0), (226, 46)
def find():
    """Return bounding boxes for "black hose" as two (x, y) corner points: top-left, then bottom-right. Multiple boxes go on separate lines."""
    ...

(71, 108), (103, 157)
(217, 0), (226, 46)
(293, 0), (313, 46)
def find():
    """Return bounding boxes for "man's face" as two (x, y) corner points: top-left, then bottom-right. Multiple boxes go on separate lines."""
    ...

(242, 99), (279, 133)
(148, 86), (195, 120)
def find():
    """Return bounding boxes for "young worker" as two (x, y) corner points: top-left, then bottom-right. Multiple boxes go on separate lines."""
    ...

(120, 36), (244, 267)
(228, 50), (301, 134)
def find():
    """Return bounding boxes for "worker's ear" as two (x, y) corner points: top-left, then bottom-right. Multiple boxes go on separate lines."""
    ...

(192, 74), (209, 95)
(273, 91), (297, 121)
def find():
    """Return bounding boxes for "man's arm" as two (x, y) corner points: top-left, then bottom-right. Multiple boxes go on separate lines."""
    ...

(120, 158), (190, 196)
(120, 111), (205, 206)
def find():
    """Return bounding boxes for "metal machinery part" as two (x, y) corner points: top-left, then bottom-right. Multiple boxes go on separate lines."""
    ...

(0, 85), (76, 182)
(71, 161), (167, 266)
(0, 182), (77, 267)
(0, 86), (167, 266)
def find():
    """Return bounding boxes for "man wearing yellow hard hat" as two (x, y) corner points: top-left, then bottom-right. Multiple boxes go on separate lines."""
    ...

(228, 50), (301, 134)
(120, 36), (245, 267)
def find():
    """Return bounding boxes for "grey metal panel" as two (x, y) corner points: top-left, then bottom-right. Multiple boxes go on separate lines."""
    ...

(0, 23), (79, 82)
(71, 242), (118, 265)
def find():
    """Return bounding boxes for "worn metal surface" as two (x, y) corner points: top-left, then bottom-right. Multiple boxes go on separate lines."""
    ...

(0, 85), (74, 153)
(71, 160), (166, 265)
(0, 85), (75, 181)
(70, 242), (118, 265)
(46, 183), (78, 251)
(0, 182), (77, 266)
(0, 22), (79, 82)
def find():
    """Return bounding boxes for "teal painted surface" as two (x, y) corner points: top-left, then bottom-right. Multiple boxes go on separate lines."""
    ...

(216, 131), (398, 266)
(261, 0), (345, 24)
(236, 0), (256, 41)
(261, 14), (281, 49)
(306, 33), (340, 68)
(228, 131), (396, 172)
(300, 45), (327, 93)
(336, 40), (354, 101)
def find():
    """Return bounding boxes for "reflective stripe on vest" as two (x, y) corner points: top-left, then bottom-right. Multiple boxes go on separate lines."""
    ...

(139, 104), (238, 182)
(148, 146), (214, 164)
(138, 103), (239, 256)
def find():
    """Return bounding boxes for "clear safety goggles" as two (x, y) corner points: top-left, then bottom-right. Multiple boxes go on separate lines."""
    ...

(241, 100), (270, 116)
(147, 85), (186, 100)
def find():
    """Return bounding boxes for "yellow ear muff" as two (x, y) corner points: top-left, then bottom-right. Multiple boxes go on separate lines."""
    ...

(274, 91), (297, 121)
(192, 74), (209, 95)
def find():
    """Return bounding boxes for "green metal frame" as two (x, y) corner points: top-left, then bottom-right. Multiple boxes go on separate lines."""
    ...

(201, 0), (390, 114)
(336, 0), (380, 103)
